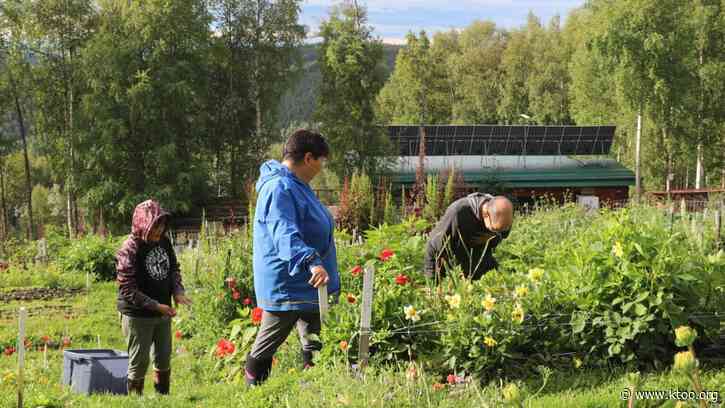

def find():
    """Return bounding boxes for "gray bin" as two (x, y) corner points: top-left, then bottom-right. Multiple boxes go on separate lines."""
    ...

(61, 349), (128, 395)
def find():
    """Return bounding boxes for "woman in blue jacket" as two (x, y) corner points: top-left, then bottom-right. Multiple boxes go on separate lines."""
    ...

(245, 129), (340, 385)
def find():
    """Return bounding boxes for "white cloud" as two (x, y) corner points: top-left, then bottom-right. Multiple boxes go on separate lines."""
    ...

(301, 0), (584, 43)
(380, 37), (409, 45)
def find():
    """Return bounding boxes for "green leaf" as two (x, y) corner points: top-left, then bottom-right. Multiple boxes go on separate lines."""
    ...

(634, 303), (647, 316)
(608, 343), (622, 356)
(571, 312), (587, 334)
(242, 327), (258, 345)
(229, 324), (242, 340)
(635, 291), (649, 303)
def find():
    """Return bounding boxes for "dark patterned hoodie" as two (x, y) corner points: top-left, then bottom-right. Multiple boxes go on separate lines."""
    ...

(116, 200), (185, 317)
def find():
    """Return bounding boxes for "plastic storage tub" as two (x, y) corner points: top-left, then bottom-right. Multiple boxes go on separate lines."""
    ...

(61, 349), (128, 395)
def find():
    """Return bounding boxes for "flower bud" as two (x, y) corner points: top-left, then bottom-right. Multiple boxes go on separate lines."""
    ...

(673, 351), (697, 373)
(502, 383), (521, 403)
(674, 326), (697, 347)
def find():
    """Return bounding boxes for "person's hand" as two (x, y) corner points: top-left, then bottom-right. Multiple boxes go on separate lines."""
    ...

(308, 265), (329, 288)
(174, 294), (193, 306)
(157, 303), (177, 317)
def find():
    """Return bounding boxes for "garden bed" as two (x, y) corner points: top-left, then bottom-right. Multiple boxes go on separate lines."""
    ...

(0, 287), (84, 303)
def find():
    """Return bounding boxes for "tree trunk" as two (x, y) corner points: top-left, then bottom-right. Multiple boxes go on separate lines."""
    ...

(696, 39), (704, 190)
(230, 142), (239, 198)
(664, 127), (673, 194)
(7, 66), (34, 240)
(254, 0), (263, 172)
(69, 47), (80, 237)
(695, 143), (704, 189)
(67, 186), (74, 238)
(256, 96), (262, 151)
(216, 149), (222, 197)
(635, 108), (642, 200)
(0, 162), (6, 241)
(666, 149), (673, 203)
(685, 166), (689, 189)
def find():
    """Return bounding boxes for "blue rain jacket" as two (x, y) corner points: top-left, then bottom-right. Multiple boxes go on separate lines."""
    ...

(253, 160), (340, 311)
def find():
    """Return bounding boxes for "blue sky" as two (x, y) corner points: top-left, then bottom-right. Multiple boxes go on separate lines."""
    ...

(301, 0), (585, 43)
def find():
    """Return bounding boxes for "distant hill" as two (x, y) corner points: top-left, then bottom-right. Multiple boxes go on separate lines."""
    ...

(276, 43), (402, 132)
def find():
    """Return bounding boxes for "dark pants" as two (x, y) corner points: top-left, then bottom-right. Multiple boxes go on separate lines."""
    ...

(121, 315), (172, 381)
(245, 310), (321, 384)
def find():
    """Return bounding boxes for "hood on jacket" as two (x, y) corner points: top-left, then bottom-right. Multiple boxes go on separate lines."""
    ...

(256, 160), (295, 192)
(466, 192), (494, 221)
(131, 199), (170, 242)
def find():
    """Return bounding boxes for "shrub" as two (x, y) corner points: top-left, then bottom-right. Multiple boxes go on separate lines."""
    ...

(58, 235), (121, 281)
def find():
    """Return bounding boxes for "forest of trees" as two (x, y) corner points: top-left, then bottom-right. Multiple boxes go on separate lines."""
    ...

(1, 0), (723, 240)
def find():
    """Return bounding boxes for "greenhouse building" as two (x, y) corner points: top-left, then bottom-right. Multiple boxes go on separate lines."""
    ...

(387, 125), (636, 208)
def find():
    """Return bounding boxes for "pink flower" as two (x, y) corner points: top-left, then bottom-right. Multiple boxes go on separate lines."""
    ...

(62, 337), (71, 348)
(350, 265), (362, 277)
(447, 374), (459, 385)
(251, 307), (263, 325)
(4, 346), (15, 356)
(379, 249), (394, 262)
(232, 290), (241, 300)
(395, 274), (410, 286)
(243, 297), (252, 306)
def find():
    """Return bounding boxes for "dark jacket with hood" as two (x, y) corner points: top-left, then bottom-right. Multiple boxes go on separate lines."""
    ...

(424, 193), (510, 281)
(116, 200), (185, 317)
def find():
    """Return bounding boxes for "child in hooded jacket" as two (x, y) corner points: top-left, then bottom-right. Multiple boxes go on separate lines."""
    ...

(116, 199), (192, 395)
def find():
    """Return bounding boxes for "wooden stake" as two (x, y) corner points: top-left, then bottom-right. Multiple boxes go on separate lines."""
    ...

(17, 307), (27, 408)
(318, 284), (328, 324)
(359, 265), (375, 369)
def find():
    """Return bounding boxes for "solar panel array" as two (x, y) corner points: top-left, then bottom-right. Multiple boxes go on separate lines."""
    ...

(387, 125), (615, 156)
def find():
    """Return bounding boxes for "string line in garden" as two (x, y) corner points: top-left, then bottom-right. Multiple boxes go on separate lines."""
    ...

(383, 312), (725, 336)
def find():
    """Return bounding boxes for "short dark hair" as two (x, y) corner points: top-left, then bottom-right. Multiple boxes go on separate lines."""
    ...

(283, 129), (330, 163)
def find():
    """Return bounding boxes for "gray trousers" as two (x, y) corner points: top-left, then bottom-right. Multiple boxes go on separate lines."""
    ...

(249, 310), (321, 360)
(121, 315), (172, 381)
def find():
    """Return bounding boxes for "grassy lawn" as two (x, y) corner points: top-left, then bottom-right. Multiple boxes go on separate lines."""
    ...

(0, 282), (722, 407)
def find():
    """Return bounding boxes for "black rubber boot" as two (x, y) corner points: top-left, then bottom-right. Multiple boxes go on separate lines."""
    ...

(301, 350), (315, 370)
(153, 369), (170, 395)
(245, 354), (273, 386)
